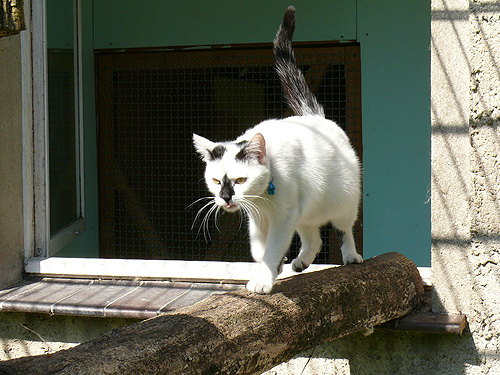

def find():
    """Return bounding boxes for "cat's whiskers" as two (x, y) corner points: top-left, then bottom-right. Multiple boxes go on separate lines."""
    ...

(190, 194), (271, 240)
(213, 205), (222, 234)
(236, 201), (252, 228)
(190, 197), (222, 241)
(239, 197), (265, 226)
(235, 205), (246, 232)
(187, 196), (214, 210)
(191, 198), (215, 229)
(201, 203), (220, 241)
(245, 194), (276, 208)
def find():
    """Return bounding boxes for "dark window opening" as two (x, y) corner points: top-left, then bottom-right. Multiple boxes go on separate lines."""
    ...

(97, 43), (362, 264)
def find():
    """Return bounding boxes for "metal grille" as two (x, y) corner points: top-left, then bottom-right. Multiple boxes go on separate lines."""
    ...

(97, 43), (362, 264)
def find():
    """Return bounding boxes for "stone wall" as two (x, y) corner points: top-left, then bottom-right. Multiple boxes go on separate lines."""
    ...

(467, 0), (500, 370)
(432, 0), (500, 372)
(0, 33), (24, 289)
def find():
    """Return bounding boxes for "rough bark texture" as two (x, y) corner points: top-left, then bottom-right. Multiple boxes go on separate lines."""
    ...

(0, 0), (25, 37)
(0, 252), (423, 375)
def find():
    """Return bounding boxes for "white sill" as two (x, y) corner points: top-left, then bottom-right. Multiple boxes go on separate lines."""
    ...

(25, 257), (432, 286)
(24, 257), (334, 284)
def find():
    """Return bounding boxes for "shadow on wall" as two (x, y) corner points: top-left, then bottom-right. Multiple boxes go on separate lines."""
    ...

(269, 330), (480, 375)
(0, 312), (137, 360)
(431, 0), (500, 369)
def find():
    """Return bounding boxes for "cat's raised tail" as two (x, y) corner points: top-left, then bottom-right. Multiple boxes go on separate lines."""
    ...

(273, 6), (325, 118)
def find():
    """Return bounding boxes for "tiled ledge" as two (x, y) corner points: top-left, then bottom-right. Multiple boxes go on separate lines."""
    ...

(0, 277), (242, 319)
(0, 272), (465, 335)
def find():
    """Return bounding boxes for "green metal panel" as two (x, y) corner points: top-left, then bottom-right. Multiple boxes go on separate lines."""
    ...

(46, 0), (73, 49)
(358, 0), (431, 266)
(93, 1), (357, 48)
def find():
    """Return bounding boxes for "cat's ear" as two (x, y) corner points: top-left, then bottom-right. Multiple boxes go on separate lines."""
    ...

(245, 133), (267, 165)
(193, 133), (216, 162)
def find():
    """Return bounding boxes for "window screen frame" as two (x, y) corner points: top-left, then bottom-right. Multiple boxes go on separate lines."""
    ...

(95, 43), (363, 265)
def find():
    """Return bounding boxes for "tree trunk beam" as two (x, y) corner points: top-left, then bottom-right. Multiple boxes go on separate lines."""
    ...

(0, 252), (424, 375)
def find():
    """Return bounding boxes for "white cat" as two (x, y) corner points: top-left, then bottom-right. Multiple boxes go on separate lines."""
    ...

(193, 6), (362, 294)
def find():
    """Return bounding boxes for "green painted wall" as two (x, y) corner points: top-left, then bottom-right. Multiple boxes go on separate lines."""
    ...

(59, 0), (431, 266)
(93, 0), (356, 48)
(46, 0), (73, 49)
(358, 0), (430, 266)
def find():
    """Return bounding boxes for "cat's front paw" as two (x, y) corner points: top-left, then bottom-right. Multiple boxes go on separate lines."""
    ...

(291, 258), (308, 273)
(343, 253), (363, 265)
(246, 278), (274, 294)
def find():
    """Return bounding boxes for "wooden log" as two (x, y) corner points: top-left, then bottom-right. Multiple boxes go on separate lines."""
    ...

(0, 252), (424, 375)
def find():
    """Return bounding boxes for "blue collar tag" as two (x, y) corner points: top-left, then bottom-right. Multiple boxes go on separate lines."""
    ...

(267, 180), (276, 196)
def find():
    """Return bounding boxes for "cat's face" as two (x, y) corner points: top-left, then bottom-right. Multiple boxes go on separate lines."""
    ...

(193, 133), (271, 212)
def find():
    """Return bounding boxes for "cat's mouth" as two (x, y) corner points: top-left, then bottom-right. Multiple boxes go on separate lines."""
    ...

(223, 203), (240, 212)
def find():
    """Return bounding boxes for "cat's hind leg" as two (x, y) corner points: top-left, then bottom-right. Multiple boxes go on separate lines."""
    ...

(339, 229), (363, 265)
(292, 225), (322, 272)
(332, 214), (363, 265)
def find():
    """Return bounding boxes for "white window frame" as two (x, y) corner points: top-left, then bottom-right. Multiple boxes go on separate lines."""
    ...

(29, 0), (85, 260)
(23, 0), (431, 286)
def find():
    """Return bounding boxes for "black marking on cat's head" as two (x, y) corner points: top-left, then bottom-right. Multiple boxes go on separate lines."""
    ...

(210, 145), (227, 160)
(234, 141), (249, 162)
(235, 133), (266, 165)
(235, 145), (251, 163)
(219, 175), (234, 203)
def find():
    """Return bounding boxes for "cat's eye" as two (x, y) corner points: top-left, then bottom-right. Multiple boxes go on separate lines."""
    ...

(212, 178), (221, 185)
(235, 177), (247, 184)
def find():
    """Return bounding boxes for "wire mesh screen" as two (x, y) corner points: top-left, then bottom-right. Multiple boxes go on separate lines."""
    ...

(97, 43), (362, 264)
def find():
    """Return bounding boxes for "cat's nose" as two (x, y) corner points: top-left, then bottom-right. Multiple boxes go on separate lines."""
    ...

(220, 193), (232, 204)
(219, 177), (234, 204)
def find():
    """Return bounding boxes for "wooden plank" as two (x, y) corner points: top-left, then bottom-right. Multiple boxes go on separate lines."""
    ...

(380, 313), (467, 336)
